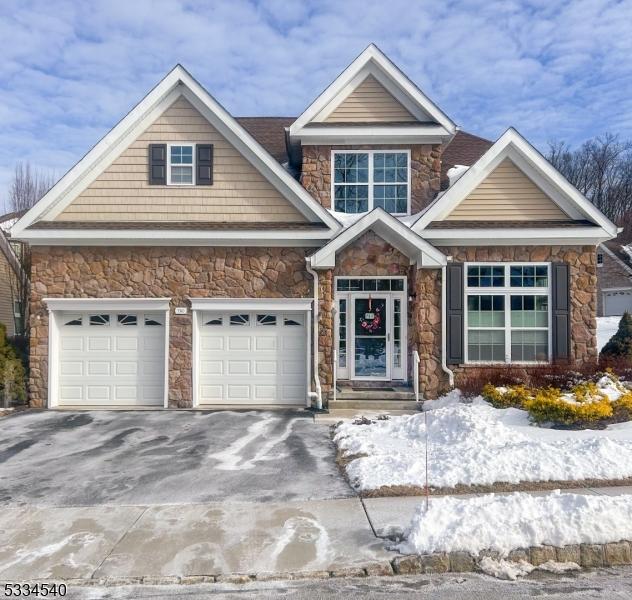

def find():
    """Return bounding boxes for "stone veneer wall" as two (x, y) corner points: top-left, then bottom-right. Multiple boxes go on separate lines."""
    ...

(414, 245), (598, 400)
(301, 145), (442, 213)
(29, 246), (312, 408)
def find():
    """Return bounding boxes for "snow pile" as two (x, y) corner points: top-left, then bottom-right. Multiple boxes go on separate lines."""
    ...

(334, 391), (632, 490)
(397, 491), (632, 557)
(597, 316), (620, 350)
(447, 164), (469, 186)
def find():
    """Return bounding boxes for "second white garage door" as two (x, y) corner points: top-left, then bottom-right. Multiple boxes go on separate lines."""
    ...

(604, 290), (632, 316)
(197, 311), (307, 405)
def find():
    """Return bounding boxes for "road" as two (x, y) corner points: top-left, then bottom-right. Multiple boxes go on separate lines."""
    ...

(65, 568), (632, 599)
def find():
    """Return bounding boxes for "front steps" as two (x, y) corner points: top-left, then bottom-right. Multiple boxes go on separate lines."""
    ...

(327, 384), (421, 412)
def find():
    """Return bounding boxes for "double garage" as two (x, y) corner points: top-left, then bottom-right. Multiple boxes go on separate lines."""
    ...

(45, 298), (310, 409)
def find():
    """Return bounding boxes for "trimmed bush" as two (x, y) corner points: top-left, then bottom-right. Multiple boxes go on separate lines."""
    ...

(524, 390), (613, 426)
(482, 383), (532, 409)
(0, 323), (26, 406)
(601, 312), (632, 360)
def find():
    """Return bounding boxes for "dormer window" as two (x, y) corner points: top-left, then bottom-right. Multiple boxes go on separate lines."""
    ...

(332, 150), (410, 215)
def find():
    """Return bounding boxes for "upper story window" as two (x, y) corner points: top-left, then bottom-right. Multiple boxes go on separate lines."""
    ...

(168, 144), (194, 185)
(332, 150), (410, 215)
(597, 252), (604, 267)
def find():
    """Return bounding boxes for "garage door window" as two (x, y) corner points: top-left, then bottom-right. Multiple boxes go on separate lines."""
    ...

(64, 315), (83, 326)
(230, 314), (250, 326)
(90, 314), (110, 326)
(257, 314), (277, 326)
(205, 317), (223, 326)
(284, 316), (303, 326)
(144, 315), (164, 326)
(117, 314), (137, 326)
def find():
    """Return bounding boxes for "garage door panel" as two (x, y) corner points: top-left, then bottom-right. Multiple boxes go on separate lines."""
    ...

(254, 336), (277, 351)
(227, 336), (251, 351)
(201, 337), (223, 351)
(115, 361), (138, 376)
(57, 310), (165, 407)
(198, 310), (306, 405)
(228, 360), (250, 375)
(254, 361), (277, 375)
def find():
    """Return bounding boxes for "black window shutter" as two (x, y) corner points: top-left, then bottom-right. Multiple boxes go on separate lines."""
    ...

(446, 262), (464, 364)
(148, 144), (166, 185)
(196, 144), (213, 185)
(552, 262), (570, 361)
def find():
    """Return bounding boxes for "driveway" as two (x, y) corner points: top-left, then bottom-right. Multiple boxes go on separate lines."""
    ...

(0, 410), (354, 506)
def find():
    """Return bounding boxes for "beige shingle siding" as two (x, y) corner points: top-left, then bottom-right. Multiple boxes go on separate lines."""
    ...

(0, 251), (16, 337)
(54, 97), (307, 223)
(321, 75), (417, 123)
(445, 159), (571, 221)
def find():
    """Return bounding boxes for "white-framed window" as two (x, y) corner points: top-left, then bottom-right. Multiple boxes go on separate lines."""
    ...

(331, 150), (410, 215)
(464, 263), (551, 364)
(167, 144), (195, 185)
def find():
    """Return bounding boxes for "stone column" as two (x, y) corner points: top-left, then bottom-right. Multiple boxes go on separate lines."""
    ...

(318, 269), (334, 395)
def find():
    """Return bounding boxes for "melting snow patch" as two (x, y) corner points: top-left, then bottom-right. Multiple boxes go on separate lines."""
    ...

(396, 492), (632, 557)
(479, 557), (534, 581)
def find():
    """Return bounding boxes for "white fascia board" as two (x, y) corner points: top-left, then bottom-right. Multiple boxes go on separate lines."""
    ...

(14, 228), (332, 247)
(290, 44), (456, 136)
(44, 297), (171, 312)
(413, 128), (619, 236)
(12, 65), (340, 236)
(294, 125), (451, 146)
(309, 208), (446, 269)
(421, 227), (612, 246)
(189, 298), (312, 312)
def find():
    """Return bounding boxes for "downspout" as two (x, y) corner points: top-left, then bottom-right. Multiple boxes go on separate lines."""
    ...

(441, 264), (455, 387)
(306, 258), (323, 409)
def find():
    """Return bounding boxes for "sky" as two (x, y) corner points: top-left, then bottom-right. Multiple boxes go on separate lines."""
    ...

(1, 0), (632, 211)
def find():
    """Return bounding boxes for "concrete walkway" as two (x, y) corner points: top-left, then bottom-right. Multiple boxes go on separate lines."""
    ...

(3, 486), (632, 583)
(0, 498), (390, 581)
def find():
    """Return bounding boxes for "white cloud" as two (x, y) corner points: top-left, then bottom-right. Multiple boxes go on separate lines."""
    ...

(1, 0), (631, 208)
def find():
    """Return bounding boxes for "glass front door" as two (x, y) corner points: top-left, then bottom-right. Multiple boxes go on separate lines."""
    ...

(352, 296), (389, 379)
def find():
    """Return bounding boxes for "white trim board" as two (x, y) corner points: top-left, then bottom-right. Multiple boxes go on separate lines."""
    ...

(17, 228), (333, 246)
(189, 298), (312, 312)
(44, 297), (171, 312)
(412, 128), (619, 238)
(12, 65), (341, 240)
(309, 208), (447, 269)
(290, 44), (456, 137)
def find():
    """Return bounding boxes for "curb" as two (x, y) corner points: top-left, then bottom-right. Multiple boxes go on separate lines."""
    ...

(4, 541), (631, 587)
(391, 540), (632, 574)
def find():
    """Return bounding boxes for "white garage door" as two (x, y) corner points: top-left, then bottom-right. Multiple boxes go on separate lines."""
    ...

(604, 290), (632, 316)
(197, 311), (307, 405)
(57, 311), (166, 406)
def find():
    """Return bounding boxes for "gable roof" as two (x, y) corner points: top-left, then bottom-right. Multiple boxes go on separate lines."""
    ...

(236, 117), (293, 164)
(12, 66), (340, 240)
(309, 208), (446, 269)
(289, 44), (456, 144)
(413, 128), (619, 238)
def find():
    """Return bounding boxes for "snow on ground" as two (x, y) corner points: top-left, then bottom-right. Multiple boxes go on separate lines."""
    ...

(334, 390), (632, 491)
(397, 491), (632, 559)
(597, 316), (620, 350)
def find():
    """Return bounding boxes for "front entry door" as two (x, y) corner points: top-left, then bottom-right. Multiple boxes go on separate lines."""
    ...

(352, 295), (389, 380)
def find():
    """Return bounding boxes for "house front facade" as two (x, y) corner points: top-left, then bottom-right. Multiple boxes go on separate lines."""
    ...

(13, 45), (617, 410)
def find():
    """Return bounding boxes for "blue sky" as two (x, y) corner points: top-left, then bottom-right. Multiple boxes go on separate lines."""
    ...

(1, 0), (632, 210)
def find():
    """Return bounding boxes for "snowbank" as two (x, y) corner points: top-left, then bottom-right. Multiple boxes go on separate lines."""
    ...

(597, 316), (620, 350)
(334, 391), (632, 490)
(397, 491), (632, 557)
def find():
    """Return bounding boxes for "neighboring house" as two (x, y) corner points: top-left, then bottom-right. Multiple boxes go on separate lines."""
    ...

(12, 45), (618, 410)
(597, 233), (632, 316)
(0, 211), (27, 337)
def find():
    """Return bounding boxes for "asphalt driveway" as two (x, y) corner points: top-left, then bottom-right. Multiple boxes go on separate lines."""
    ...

(0, 410), (354, 506)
